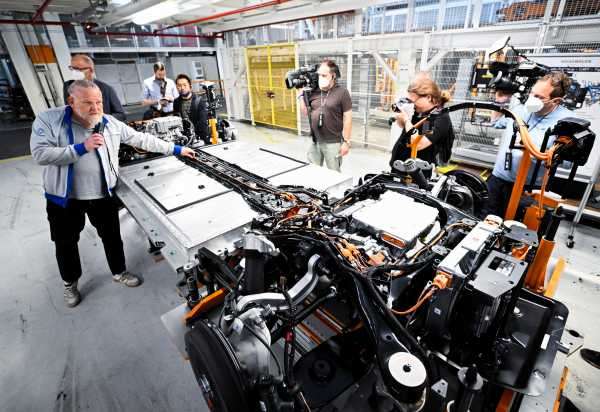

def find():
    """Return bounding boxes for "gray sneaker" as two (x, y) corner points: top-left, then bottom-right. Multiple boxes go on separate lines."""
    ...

(64, 281), (81, 308)
(112, 271), (141, 287)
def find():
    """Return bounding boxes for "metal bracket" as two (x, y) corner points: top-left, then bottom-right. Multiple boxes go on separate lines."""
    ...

(431, 379), (448, 398)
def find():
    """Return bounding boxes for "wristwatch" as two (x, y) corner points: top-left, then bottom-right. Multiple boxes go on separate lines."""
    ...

(343, 140), (351, 147)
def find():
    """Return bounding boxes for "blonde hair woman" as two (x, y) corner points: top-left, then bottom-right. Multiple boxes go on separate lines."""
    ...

(390, 76), (454, 166)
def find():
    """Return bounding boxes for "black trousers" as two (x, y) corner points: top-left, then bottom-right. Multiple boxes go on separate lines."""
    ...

(483, 174), (515, 218)
(46, 197), (126, 284)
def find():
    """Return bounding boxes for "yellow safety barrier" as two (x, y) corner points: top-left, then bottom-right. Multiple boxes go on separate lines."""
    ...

(245, 43), (297, 131)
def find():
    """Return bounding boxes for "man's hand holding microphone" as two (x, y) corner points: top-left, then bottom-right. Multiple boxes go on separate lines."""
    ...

(84, 124), (105, 152)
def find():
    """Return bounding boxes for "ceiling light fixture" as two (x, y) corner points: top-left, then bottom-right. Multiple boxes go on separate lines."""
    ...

(130, 1), (196, 25)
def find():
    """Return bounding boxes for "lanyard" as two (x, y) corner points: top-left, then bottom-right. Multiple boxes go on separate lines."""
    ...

(504, 108), (554, 171)
(320, 90), (330, 111)
(317, 90), (331, 129)
(526, 112), (549, 132)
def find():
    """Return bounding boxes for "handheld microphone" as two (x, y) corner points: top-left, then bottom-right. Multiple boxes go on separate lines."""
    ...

(93, 122), (105, 135)
(92, 120), (118, 180)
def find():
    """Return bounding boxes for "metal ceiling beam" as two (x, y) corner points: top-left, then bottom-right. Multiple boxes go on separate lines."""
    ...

(218, 9), (351, 33)
(83, 22), (223, 39)
(154, 0), (293, 33)
(95, 0), (165, 27)
(214, 0), (380, 32)
(32, 0), (54, 21)
(0, 18), (72, 26)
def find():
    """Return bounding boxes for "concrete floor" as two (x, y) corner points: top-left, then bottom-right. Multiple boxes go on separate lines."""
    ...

(0, 121), (598, 411)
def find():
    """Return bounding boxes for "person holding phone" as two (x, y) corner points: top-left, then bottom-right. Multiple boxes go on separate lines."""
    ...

(30, 80), (196, 308)
(141, 62), (178, 118)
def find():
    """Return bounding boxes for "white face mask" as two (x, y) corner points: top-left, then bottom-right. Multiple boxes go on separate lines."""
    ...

(70, 69), (86, 81)
(318, 77), (331, 90)
(524, 95), (544, 114)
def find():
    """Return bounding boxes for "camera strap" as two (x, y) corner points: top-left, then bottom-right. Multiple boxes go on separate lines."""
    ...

(526, 112), (550, 132)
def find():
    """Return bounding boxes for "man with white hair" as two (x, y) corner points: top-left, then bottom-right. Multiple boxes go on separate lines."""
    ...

(63, 54), (126, 121)
(31, 80), (196, 308)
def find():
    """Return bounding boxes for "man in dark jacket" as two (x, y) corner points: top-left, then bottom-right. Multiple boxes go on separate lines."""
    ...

(63, 54), (126, 122)
(173, 73), (209, 144)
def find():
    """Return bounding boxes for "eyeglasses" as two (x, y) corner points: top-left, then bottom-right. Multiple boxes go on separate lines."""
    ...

(69, 65), (91, 71)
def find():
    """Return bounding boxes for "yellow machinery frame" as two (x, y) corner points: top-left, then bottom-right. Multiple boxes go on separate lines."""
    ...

(245, 43), (298, 131)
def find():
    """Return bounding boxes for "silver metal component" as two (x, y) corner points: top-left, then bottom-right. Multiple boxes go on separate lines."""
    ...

(242, 232), (279, 256)
(393, 158), (432, 174)
(559, 328), (584, 355)
(351, 191), (439, 248)
(200, 141), (305, 179)
(223, 307), (271, 380)
(387, 352), (427, 389)
(235, 254), (321, 312)
(437, 220), (501, 278)
(431, 379), (448, 398)
(483, 214), (503, 228)
(183, 261), (196, 273)
(117, 142), (351, 271)
(430, 175), (448, 197)
(141, 116), (189, 143)
(134, 162), (231, 213)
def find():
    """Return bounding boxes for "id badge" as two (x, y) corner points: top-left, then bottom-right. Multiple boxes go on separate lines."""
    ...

(504, 151), (512, 170)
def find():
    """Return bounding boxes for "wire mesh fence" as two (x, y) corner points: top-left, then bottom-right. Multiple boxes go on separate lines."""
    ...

(222, 0), (599, 164)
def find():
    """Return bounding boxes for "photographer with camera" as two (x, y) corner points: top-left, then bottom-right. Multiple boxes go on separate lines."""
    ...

(298, 59), (352, 172)
(174, 74), (209, 144)
(389, 76), (454, 167)
(483, 72), (574, 217)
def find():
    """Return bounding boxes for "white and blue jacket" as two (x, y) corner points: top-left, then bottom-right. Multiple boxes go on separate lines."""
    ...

(30, 105), (183, 207)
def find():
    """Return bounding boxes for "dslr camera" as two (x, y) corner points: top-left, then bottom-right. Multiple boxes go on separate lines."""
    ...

(388, 97), (412, 126)
(285, 65), (319, 90)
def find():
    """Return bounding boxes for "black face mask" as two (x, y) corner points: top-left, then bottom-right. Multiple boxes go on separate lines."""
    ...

(181, 91), (192, 98)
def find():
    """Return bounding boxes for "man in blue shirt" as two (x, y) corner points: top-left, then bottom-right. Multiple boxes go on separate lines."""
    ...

(141, 62), (178, 118)
(484, 72), (574, 217)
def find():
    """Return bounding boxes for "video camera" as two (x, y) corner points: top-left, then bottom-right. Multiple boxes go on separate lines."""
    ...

(201, 82), (221, 113)
(475, 36), (588, 109)
(200, 81), (237, 143)
(284, 64), (319, 90)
